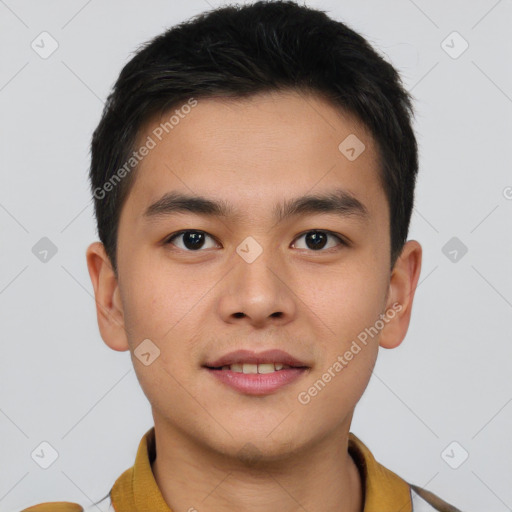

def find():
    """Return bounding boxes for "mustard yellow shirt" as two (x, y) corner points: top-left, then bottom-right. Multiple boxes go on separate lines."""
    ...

(21, 426), (463, 512)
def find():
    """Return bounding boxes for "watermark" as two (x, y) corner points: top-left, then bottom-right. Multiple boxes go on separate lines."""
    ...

(236, 236), (263, 263)
(31, 441), (59, 469)
(297, 301), (402, 405)
(31, 31), (59, 59)
(338, 133), (365, 161)
(441, 441), (469, 469)
(93, 97), (198, 200)
(32, 236), (58, 263)
(134, 338), (161, 366)
(440, 31), (469, 60)
(442, 236), (468, 263)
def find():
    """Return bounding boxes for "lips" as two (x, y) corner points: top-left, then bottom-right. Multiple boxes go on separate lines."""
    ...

(204, 349), (310, 369)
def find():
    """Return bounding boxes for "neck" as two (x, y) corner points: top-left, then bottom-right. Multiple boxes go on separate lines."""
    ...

(151, 419), (363, 512)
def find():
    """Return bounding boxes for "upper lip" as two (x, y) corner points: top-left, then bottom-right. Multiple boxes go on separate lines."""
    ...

(204, 349), (310, 368)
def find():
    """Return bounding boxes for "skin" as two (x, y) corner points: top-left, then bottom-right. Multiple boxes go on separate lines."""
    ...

(86, 90), (422, 512)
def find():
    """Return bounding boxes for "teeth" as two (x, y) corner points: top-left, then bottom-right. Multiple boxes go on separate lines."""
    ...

(243, 363), (258, 374)
(257, 363), (275, 374)
(221, 363), (292, 373)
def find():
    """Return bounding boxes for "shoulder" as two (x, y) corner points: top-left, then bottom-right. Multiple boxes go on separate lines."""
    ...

(20, 503), (84, 512)
(19, 497), (114, 512)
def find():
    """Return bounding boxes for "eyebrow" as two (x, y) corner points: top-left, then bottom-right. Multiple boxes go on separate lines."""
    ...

(142, 188), (369, 224)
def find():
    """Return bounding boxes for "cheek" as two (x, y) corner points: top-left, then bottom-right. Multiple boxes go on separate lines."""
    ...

(295, 343), (378, 440)
(120, 268), (210, 377)
(298, 269), (384, 413)
(121, 263), (196, 342)
(302, 264), (385, 342)
(123, 281), (200, 413)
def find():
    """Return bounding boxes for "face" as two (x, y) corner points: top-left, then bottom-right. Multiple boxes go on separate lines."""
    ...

(87, 90), (421, 461)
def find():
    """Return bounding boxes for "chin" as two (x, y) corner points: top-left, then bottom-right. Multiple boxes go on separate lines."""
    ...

(207, 428), (308, 465)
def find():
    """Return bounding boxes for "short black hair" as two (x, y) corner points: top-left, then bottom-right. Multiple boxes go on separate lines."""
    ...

(89, 0), (418, 276)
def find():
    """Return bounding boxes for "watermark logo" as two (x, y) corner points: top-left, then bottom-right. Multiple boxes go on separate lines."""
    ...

(32, 237), (58, 263)
(441, 31), (469, 60)
(31, 441), (59, 469)
(338, 134), (365, 161)
(441, 441), (469, 469)
(442, 236), (468, 263)
(134, 338), (161, 366)
(31, 31), (59, 59)
(236, 236), (263, 264)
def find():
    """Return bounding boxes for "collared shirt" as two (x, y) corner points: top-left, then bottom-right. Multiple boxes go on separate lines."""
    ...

(21, 427), (463, 512)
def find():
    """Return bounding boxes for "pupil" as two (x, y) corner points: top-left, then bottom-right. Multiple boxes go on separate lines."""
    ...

(306, 231), (327, 250)
(184, 231), (204, 250)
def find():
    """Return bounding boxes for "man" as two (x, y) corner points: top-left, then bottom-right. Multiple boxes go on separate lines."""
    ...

(23, 1), (463, 510)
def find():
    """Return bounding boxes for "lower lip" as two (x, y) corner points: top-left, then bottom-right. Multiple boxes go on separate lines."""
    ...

(205, 367), (308, 395)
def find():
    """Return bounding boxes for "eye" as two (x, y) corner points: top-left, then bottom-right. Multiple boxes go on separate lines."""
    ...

(164, 230), (219, 251)
(292, 230), (347, 251)
(164, 229), (348, 252)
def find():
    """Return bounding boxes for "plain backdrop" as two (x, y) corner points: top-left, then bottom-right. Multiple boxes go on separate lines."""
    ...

(1, 1), (511, 511)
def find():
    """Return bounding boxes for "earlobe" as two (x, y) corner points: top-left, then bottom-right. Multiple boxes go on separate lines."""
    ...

(379, 240), (422, 350)
(85, 241), (130, 352)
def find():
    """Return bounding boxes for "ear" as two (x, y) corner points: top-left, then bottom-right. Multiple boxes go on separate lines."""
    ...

(85, 241), (130, 352)
(379, 240), (422, 350)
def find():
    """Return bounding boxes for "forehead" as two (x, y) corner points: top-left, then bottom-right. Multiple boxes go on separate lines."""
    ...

(121, 90), (386, 227)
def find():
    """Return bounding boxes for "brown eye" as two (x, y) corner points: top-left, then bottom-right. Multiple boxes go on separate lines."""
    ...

(165, 230), (219, 251)
(293, 230), (346, 251)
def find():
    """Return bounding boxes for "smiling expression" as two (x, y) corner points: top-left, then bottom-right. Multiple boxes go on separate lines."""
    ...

(88, 89), (418, 460)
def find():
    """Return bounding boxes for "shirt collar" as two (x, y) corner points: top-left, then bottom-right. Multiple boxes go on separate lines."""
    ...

(111, 427), (412, 512)
(348, 432), (412, 512)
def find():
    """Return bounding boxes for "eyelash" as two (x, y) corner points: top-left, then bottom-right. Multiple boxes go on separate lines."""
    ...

(163, 229), (348, 252)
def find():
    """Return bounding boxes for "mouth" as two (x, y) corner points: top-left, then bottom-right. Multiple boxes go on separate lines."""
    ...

(206, 362), (307, 373)
(203, 348), (310, 370)
(203, 349), (311, 395)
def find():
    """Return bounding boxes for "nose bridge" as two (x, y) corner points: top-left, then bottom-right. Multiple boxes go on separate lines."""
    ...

(234, 234), (280, 294)
(220, 234), (295, 324)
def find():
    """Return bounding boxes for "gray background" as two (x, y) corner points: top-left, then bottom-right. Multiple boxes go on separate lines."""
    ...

(1, 0), (511, 511)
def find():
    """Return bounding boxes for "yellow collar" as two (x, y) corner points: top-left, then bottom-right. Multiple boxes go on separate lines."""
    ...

(348, 432), (412, 511)
(110, 427), (412, 512)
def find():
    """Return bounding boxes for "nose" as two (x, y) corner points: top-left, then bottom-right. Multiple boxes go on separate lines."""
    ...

(217, 245), (297, 328)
